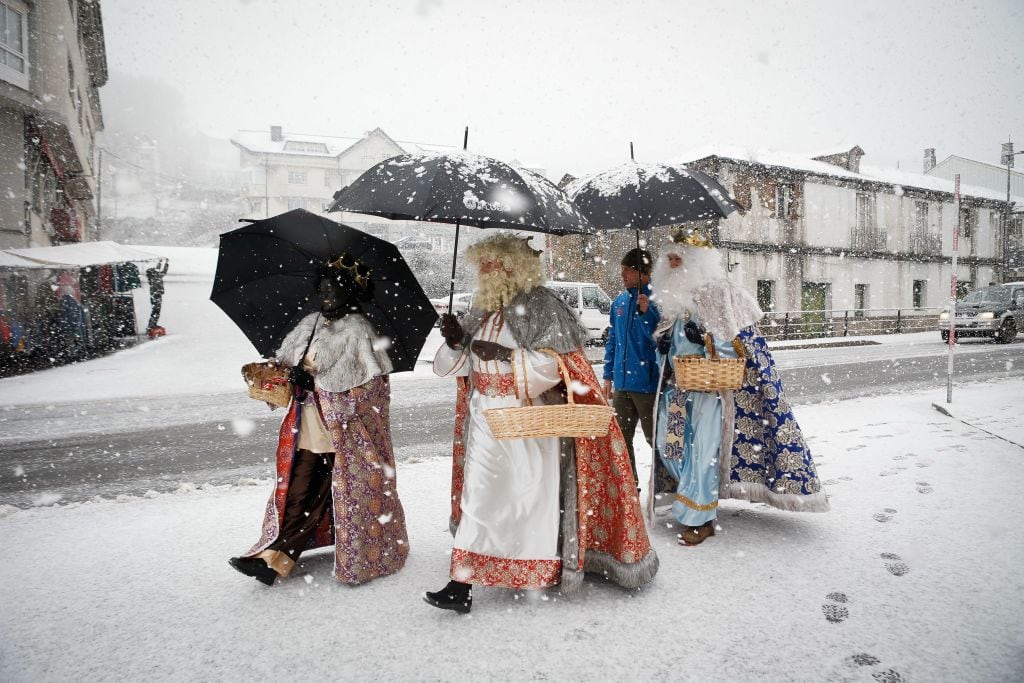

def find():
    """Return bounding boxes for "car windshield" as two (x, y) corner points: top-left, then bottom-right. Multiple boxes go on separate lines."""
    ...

(960, 287), (1010, 305)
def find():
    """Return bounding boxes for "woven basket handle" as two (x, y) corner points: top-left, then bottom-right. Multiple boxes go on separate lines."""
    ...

(538, 348), (609, 407)
(703, 333), (718, 360)
(703, 333), (746, 360)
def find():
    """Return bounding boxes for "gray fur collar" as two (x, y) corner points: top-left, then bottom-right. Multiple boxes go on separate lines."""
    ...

(461, 286), (589, 354)
(276, 312), (392, 393)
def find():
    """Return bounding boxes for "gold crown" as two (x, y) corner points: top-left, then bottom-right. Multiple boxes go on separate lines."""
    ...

(327, 253), (371, 288)
(670, 227), (713, 249)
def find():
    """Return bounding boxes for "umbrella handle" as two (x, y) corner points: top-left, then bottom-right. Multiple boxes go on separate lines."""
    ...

(448, 221), (461, 312)
(446, 127), (469, 312)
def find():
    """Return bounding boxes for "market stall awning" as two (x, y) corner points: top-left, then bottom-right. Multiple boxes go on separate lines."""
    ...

(4, 241), (162, 268)
(0, 251), (54, 269)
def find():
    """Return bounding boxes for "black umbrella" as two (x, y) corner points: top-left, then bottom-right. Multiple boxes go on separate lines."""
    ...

(327, 150), (593, 236)
(210, 209), (437, 373)
(565, 160), (743, 232)
(566, 157), (743, 322)
(327, 135), (593, 308)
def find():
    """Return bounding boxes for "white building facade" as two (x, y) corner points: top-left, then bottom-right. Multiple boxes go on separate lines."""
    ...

(230, 126), (457, 251)
(926, 153), (1024, 280)
(683, 146), (1010, 318)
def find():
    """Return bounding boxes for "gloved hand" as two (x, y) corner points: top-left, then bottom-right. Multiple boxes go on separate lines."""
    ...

(683, 320), (706, 345)
(287, 364), (315, 392)
(656, 332), (671, 355)
(439, 313), (464, 349)
(470, 340), (513, 363)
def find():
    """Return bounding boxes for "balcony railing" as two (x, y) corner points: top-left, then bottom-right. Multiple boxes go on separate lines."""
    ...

(759, 307), (942, 340)
(909, 231), (942, 255)
(850, 226), (888, 251)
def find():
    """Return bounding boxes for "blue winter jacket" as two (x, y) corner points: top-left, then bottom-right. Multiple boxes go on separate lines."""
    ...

(603, 284), (661, 393)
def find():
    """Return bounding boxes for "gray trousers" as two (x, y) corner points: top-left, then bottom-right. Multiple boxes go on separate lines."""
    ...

(611, 390), (656, 487)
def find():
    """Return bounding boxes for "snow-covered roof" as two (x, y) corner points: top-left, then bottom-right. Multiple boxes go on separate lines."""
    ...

(231, 128), (455, 158)
(810, 144), (864, 158)
(677, 145), (1018, 204)
(5, 241), (163, 267)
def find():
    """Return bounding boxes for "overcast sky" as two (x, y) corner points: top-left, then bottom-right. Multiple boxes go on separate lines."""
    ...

(102, 0), (1024, 180)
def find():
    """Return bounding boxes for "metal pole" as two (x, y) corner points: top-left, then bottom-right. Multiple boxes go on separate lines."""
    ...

(264, 154), (270, 218)
(447, 127), (470, 311)
(946, 174), (960, 404)
(96, 148), (103, 239)
(1007, 139), (1013, 284)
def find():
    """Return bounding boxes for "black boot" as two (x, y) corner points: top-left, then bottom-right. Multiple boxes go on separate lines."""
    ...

(228, 556), (277, 586)
(423, 580), (472, 613)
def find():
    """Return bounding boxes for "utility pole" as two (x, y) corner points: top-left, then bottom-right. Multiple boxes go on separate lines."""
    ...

(946, 174), (960, 404)
(1001, 139), (1024, 282)
(96, 148), (103, 240)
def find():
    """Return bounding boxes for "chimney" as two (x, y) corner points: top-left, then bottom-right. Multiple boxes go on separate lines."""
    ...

(924, 148), (936, 173)
(270, 125), (283, 142)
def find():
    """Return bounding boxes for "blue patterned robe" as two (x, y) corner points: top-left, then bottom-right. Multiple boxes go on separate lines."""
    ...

(655, 319), (828, 522)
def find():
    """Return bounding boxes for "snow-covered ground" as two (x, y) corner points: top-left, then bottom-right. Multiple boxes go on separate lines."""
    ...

(1, 247), (1022, 680)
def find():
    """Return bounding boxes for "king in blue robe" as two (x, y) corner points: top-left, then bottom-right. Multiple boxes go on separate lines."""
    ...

(649, 231), (828, 546)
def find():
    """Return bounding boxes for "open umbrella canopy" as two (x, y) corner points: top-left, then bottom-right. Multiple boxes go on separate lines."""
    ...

(327, 151), (594, 236)
(565, 161), (743, 231)
(210, 209), (436, 372)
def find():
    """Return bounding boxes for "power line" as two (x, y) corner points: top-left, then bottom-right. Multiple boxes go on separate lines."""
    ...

(98, 147), (227, 191)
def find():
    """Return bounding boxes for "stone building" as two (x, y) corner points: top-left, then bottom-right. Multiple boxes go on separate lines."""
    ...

(551, 145), (1013, 327)
(0, 0), (107, 248)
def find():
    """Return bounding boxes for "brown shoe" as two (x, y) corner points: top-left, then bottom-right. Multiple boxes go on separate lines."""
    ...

(678, 521), (716, 546)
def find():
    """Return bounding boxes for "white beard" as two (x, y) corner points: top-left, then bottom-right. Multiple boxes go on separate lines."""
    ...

(649, 246), (727, 323)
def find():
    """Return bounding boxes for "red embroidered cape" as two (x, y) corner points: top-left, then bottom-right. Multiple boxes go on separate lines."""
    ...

(449, 349), (655, 576)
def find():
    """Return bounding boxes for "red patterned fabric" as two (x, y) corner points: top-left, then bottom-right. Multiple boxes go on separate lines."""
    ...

(561, 351), (653, 570)
(450, 549), (561, 590)
(448, 349), (654, 577)
(472, 371), (517, 398)
(450, 377), (470, 525)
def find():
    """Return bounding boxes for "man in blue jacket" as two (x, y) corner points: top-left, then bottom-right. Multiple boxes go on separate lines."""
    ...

(603, 247), (660, 486)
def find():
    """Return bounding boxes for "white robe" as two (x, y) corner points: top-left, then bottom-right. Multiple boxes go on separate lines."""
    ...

(433, 312), (564, 582)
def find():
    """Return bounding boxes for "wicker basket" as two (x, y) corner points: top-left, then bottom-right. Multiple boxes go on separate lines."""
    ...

(242, 361), (292, 407)
(673, 333), (746, 391)
(485, 350), (614, 440)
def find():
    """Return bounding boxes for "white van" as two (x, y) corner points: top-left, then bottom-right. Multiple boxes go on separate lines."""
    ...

(546, 281), (613, 344)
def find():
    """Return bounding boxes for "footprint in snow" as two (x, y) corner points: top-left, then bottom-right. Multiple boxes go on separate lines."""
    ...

(873, 509), (897, 523)
(846, 444), (867, 451)
(838, 476), (854, 481)
(891, 454), (907, 461)
(881, 552), (910, 577)
(822, 593), (849, 623)
(824, 479), (840, 486)
(823, 610), (847, 626)
(878, 469), (899, 477)
(873, 669), (905, 682)
(915, 462), (931, 468)
(916, 481), (933, 494)
(849, 653), (880, 667)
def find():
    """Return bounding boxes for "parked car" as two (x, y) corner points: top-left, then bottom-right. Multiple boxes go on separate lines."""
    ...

(394, 236), (434, 251)
(938, 281), (1024, 343)
(545, 281), (612, 345)
(430, 292), (474, 323)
